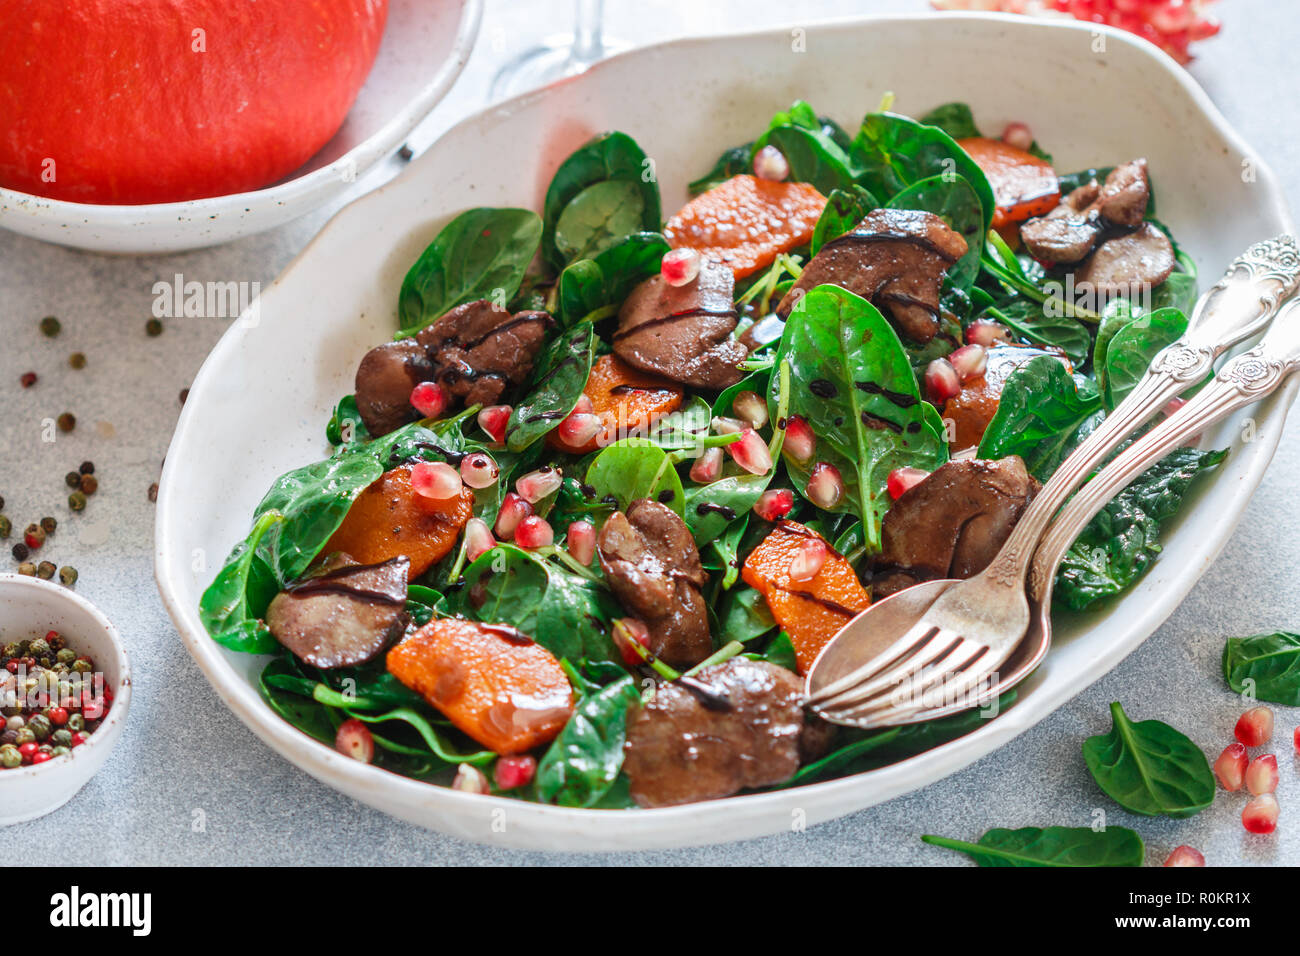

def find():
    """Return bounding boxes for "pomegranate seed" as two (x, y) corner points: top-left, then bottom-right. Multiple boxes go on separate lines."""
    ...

(1294, 726), (1300, 756)
(612, 618), (652, 667)
(788, 538), (828, 582)
(514, 515), (554, 549)
(464, 517), (496, 561)
(565, 520), (596, 565)
(1235, 706), (1274, 747)
(410, 461), (463, 500)
(661, 247), (701, 287)
(753, 144), (790, 181)
(409, 381), (449, 418)
(572, 393), (594, 415)
(948, 344), (988, 382)
(477, 404), (511, 443)
(726, 428), (772, 475)
(753, 488), (794, 522)
(1001, 121), (1034, 151)
(335, 719), (374, 763)
(805, 462), (844, 509)
(925, 358), (962, 403)
(30, 751), (53, 764)
(1246, 754), (1279, 795)
(558, 412), (603, 447)
(1214, 742), (1248, 791)
(1242, 792), (1279, 834)
(459, 452), (500, 489)
(1163, 397), (1187, 417)
(516, 466), (563, 504)
(1162, 845), (1206, 867)
(732, 390), (769, 429)
(711, 415), (745, 435)
(451, 762), (490, 794)
(689, 446), (724, 484)
(965, 319), (1012, 347)
(494, 755), (537, 790)
(887, 466), (930, 500)
(494, 493), (533, 540)
(781, 414), (816, 463)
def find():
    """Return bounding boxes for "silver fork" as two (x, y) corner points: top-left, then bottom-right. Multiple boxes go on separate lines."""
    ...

(806, 235), (1300, 728)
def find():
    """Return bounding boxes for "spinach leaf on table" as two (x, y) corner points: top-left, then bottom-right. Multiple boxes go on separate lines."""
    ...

(536, 675), (641, 808)
(555, 231), (669, 327)
(1101, 307), (1188, 410)
(584, 438), (685, 516)
(1223, 632), (1300, 706)
(1082, 701), (1215, 818)
(886, 173), (984, 290)
(542, 131), (661, 272)
(199, 510), (284, 653)
(504, 322), (595, 452)
(921, 826), (1143, 867)
(397, 207), (543, 337)
(1055, 446), (1227, 610)
(977, 355), (1104, 481)
(809, 184), (880, 256)
(769, 284), (946, 551)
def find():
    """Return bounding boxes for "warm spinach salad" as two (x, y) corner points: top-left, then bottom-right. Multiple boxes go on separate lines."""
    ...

(199, 98), (1225, 810)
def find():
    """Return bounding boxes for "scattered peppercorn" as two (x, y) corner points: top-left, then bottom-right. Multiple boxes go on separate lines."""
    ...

(39, 316), (61, 337)
(68, 491), (86, 512)
(80, 474), (98, 495)
(148, 483), (159, 503)
(0, 516), (9, 539)
(79, 461), (94, 476)
(68, 352), (86, 369)
(58, 566), (78, 587)
(65, 471), (81, 488)
(35, 562), (55, 580)
(56, 413), (75, 433)
(24, 524), (45, 549)
(145, 318), (163, 337)
(39, 516), (56, 535)
(16, 563), (36, 576)
(12, 543), (29, 561)
(398, 144), (414, 161)
(179, 388), (189, 405)
(20, 371), (37, 388)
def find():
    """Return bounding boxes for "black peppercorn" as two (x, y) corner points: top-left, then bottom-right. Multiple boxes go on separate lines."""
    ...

(79, 461), (94, 475)
(12, 543), (29, 561)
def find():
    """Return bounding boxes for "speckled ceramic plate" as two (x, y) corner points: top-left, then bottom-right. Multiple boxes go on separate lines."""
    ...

(155, 12), (1296, 851)
(0, 0), (482, 254)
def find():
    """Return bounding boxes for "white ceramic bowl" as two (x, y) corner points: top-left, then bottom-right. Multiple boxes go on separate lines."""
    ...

(0, 575), (131, 826)
(155, 12), (1295, 850)
(0, 0), (482, 254)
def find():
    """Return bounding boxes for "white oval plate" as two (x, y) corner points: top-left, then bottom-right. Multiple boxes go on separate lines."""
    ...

(0, 0), (482, 254)
(155, 12), (1296, 851)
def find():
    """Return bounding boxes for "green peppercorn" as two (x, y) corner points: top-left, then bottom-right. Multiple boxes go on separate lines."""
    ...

(16, 562), (36, 577)
(51, 729), (72, 748)
(65, 471), (82, 488)
(148, 483), (159, 503)
(0, 745), (21, 769)
(7, 716), (25, 732)
(145, 318), (163, 337)
(71, 659), (92, 674)
(27, 714), (50, 741)
(58, 566), (78, 587)
(79, 461), (94, 475)
(50, 746), (70, 757)
(24, 524), (45, 548)
(39, 316), (61, 337)
(40, 516), (56, 535)
(55, 649), (75, 666)
(56, 413), (75, 433)
(0, 516), (9, 538)
(12, 543), (29, 561)
(13, 727), (35, 745)
(67, 714), (84, 732)
(68, 491), (86, 512)
(1, 643), (18, 659)
(35, 562), (55, 580)
(29, 638), (50, 658)
(68, 352), (86, 369)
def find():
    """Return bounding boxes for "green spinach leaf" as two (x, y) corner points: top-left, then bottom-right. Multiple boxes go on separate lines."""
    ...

(505, 322), (595, 452)
(809, 184), (880, 256)
(1082, 701), (1214, 818)
(536, 675), (641, 808)
(917, 101), (982, 139)
(1102, 307), (1188, 410)
(922, 826), (1143, 867)
(688, 143), (752, 195)
(556, 232), (669, 327)
(199, 510), (285, 652)
(585, 438), (685, 515)
(1223, 632), (1300, 706)
(886, 173), (984, 289)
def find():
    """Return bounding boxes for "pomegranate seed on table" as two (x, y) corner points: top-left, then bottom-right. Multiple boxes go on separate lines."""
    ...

(494, 755), (537, 790)
(689, 446), (723, 484)
(948, 344), (988, 382)
(477, 404), (512, 443)
(1162, 845), (1206, 867)
(1001, 121), (1034, 151)
(516, 466), (563, 503)
(965, 320), (1011, 347)
(1294, 726), (1300, 756)
(788, 538), (829, 582)
(459, 452), (500, 489)
(463, 518), (497, 561)
(494, 493), (533, 540)
(782, 414), (816, 463)
(334, 718), (374, 764)
(805, 462), (844, 509)
(660, 247), (701, 287)
(410, 461), (463, 500)
(558, 411), (603, 447)
(1213, 742), (1247, 791)
(711, 415), (745, 435)
(451, 762), (490, 794)
(1246, 754), (1279, 795)
(1235, 706), (1274, 747)
(727, 428), (772, 475)
(888, 466), (930, 500)
(565, 520), (596, 565)
(514, 516), (554, 549)
(612, 618), (652, 667)
(732, 390), (769, 429)
(409, 381), (449, 418)
(1242, 792), (1279, 835)
(925, 357), (962, 403)
(753, 144), (790, 182)
(753, 489), (794, 522)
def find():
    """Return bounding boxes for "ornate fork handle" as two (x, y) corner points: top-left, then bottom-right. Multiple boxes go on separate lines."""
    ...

(982, 234), (1300, 589)
(1029, 299), (1300, 600)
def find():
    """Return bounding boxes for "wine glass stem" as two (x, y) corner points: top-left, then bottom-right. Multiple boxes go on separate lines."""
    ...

(572, 0), (604, 63)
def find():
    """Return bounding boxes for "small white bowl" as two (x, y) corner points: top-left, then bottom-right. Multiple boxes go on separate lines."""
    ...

(0, 0), (482, 254)
(0, 575), (131, 826)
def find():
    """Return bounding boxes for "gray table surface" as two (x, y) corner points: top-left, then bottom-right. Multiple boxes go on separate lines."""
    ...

(2, 0), (1298, 866)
